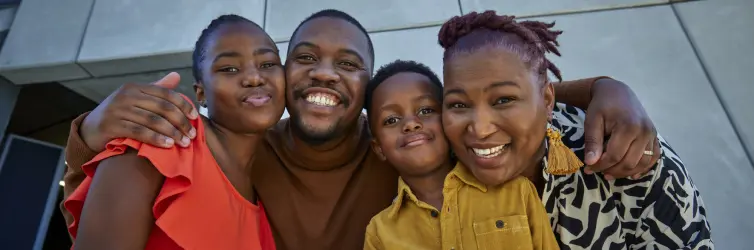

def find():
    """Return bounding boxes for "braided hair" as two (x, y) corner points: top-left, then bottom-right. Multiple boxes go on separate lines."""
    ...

(438, 11), (563, 82)
(192, 14), (265, 83)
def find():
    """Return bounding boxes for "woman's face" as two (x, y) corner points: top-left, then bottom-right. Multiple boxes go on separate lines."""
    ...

(442, 46), (555, 186)
(196, 22), (286, 133)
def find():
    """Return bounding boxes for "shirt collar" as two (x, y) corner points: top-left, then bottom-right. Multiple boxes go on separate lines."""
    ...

(387, 163), (488, 219)
(447, 162), (487, 192)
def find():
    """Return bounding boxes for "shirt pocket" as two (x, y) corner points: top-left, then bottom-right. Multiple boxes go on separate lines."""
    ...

(473, 215), (533, 250)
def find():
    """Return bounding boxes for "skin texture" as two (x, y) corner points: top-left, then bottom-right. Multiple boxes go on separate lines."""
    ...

(73, 22), (285, 250)
(285, 17), (372, 145)
(368, 72), (451, 209)
(442, 47), (555, 186)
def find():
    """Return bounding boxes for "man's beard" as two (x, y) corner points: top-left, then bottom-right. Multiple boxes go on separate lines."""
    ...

(290, 114), (344, 145)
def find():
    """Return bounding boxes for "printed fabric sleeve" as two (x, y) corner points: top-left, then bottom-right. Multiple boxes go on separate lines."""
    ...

(631, 135), (714, 249)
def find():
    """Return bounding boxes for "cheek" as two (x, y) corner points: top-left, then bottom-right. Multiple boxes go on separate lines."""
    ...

(442, 111), (469, 149)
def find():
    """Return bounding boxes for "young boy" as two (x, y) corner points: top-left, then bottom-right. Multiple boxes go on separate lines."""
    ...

(363, 60), (558, 250)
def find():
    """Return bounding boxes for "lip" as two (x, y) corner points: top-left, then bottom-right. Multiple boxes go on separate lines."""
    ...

(465, 142), (510, 169)
(401, 132), (433, 148)
(241, 88), (272, 107)
(301, 87), (343, 104)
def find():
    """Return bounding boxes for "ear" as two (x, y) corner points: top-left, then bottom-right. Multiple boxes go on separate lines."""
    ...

(194, 82), (205, 106)
(542, 81), (555, 120)
(370, 139), (387, 161)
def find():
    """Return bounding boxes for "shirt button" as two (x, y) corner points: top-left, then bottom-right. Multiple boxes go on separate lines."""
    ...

(430, 210), (439, 218)
(495, 220), (505, 228)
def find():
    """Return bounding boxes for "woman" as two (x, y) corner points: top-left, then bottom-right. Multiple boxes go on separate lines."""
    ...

(64, 14), (283, 250)
(438, 11), (713, 249)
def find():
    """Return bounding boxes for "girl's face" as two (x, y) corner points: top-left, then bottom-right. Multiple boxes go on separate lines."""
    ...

(196, 22), (286, 133)
(441, 46), (555, 186)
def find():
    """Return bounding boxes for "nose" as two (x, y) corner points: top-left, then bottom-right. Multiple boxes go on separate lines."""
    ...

(467, 106), (498, 139)
(403, 116), (423, 133)
(309, 62), (341, 84)
(242, 67), (265, 87)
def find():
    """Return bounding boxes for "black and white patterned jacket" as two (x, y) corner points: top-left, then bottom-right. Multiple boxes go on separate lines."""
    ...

(543, 103), (713, 249)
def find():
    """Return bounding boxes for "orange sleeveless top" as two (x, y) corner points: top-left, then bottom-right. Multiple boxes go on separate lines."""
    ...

(64, 109), (275, 250)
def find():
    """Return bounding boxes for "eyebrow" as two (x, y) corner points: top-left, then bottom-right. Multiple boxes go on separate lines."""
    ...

(444, 81), (519, 97)
(484, 81), (519, 92)
(213, 51), (242, 63)
(413, 94), (436, 102)
(291, 41), (366, 65)
(253, 47), (278, 56)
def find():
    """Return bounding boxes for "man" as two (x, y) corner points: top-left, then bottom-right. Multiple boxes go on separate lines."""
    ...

(62, 10), (660, 250)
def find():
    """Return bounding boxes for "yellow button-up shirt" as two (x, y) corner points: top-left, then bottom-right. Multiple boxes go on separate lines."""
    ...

(364, 163), (558, 250)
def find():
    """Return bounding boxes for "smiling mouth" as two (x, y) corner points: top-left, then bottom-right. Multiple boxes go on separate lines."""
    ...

(305, 92), (340, 107)
(471, 144), (508, 158)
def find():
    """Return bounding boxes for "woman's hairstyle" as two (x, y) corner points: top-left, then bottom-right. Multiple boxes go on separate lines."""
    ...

(438, 11), (564, 82)
(192, 14), (265, 83)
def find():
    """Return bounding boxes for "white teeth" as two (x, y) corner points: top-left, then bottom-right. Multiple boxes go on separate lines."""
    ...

(306, 93), (338, 107)
(472, 145), (506, 158)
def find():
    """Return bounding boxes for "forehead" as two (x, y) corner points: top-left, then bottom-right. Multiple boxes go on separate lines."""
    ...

(444, 47), (529, 86)
(207, 23), (276, 53)
(373, 72), (438, 105)
(290, 17), (370, 59)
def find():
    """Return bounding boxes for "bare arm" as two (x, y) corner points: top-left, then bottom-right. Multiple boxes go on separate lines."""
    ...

(73, 150), (164, 250)
(553, 77), (605, 110)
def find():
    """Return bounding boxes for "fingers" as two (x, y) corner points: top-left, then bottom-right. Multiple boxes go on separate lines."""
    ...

(603, 135), (650, 179)
(115, 120), (176, 148)
(152, 72), (181, 89)
(583, 113), (605, 166)
(136, 84), (198, 138)
(127, 96), (193, 147)
(142, 74), (199, 121)
(587, 124), (634, 175)
(631, 137), (661, 179)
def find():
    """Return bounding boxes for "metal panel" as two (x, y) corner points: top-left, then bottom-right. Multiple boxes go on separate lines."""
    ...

(675, 0), (754, 161)
(265, 0), (460, 41)
(460, 0), (669, 16)
(0, 0), (93, 84)
(77, 0), (265, 77)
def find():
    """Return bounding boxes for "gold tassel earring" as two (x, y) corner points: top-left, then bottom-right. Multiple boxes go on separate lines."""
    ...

(545, 123), (583, 175)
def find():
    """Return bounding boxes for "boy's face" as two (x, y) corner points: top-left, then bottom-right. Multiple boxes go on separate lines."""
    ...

(369, 72), (449, 176)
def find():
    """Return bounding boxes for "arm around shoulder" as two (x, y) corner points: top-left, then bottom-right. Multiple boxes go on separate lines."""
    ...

(61, 112), (100, 228)
(73, 150), (164, 250)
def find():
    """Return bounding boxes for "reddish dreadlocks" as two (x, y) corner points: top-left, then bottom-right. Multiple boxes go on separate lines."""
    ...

(438, 11), (564, 82)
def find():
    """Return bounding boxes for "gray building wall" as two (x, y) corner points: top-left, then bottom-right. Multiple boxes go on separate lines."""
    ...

(0, 0), (751, 248)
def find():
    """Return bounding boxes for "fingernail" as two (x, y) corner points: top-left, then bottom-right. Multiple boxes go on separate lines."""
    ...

(188, 127), (196, 138)
(190, 109), (199, 119)
(164, 137), (175, 147)
(633, 173), (642, 179)
(605, 174), (614, 180)
(180, 136), (190, 147)
(586, 151), (597, 164)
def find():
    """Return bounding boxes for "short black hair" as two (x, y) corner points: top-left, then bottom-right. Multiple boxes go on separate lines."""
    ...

(289, 9), (375, 71)
(192, 14), (265, 83)
(364, 60), (443, 113)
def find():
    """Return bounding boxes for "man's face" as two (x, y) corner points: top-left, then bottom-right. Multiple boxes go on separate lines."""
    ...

(285, 17), (372, 144)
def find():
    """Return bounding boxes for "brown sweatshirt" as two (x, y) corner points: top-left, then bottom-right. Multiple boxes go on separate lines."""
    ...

(60, 78), (601, 250)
